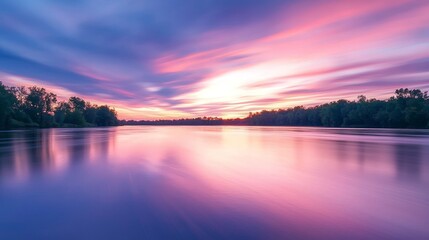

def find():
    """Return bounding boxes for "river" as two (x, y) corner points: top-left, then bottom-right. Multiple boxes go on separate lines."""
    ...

(1, 126), (428, 239)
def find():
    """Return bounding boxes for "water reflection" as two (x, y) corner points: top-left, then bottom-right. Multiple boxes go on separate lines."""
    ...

(0, 128), (115, 183)
(395, 144), (422, 181)
(0, 126), (428, 239)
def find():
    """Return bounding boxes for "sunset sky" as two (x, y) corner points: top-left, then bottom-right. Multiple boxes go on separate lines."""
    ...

(1, 0), (428, 119)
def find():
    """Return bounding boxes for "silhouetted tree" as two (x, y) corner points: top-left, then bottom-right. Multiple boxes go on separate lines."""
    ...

(54, 101), (71, 125)
(96, 105), (118, 126)
(64, 111), (86, 126)
(24, 86), (57, 127)
(0, 82), (17, 129)
(83, 102), (98, 125)
(69, 96), (86, 113)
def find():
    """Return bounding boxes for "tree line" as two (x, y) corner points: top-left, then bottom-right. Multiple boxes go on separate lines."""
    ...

(122, 88), (429, 129)
(2, 81), (427, 129)
(0, 81), (118, 129)
(123, 117), (246, 126)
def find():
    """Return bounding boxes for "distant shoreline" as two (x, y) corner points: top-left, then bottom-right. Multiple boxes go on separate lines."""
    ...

(119, 124), (429, 130)
(2, 125), (429, 133)
(121, 88), (429, 129)
(2, 82), (428, 130)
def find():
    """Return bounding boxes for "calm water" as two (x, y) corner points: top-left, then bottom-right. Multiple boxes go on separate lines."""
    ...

(0, 126), (429, 240)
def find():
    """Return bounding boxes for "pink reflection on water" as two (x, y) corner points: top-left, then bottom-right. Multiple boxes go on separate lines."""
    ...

(108, 126), (429, 238)
(1, 126), (428, 238)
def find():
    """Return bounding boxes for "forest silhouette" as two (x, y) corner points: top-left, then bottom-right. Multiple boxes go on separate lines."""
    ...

(1, 81), (428, 129)
(0, 82), (118, 129)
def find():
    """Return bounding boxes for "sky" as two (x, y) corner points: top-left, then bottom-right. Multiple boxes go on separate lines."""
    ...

(1, 0), (429, 120)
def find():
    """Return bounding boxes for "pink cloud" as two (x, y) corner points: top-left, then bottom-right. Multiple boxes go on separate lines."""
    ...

(146, 0), (429, 120)
(73, 66), (111, 82)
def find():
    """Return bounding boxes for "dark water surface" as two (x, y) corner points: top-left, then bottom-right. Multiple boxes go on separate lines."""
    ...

(0, 126), (428, 239)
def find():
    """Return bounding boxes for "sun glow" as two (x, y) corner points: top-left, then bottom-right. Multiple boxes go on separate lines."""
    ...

(174, 61), (300, 106)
